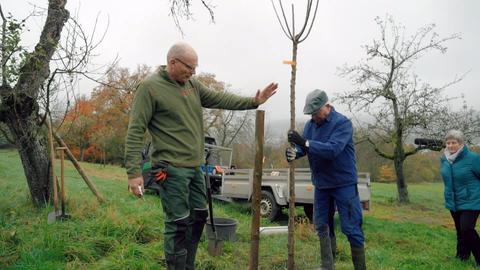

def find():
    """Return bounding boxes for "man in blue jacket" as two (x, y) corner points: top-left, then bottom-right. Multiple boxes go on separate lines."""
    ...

(286, 89), (365, 270)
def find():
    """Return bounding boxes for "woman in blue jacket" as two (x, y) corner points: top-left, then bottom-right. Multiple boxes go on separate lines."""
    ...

(440, 129), (480, 266)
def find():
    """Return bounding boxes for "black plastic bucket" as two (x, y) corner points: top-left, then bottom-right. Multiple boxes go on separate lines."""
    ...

(205, 217), (238, 241)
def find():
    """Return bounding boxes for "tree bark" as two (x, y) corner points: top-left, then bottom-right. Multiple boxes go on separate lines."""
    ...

(6, 115), (51, 206)
(393, 152), (409, 202)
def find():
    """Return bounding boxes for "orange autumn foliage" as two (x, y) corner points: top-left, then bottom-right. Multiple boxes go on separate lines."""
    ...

(58, 65), (150, 163)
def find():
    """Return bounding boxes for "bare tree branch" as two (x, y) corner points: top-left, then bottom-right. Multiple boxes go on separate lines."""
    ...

(200, 0), (215, 22)
(367, 137), (394, 160)
(169, 0), (216, 36)
(270, 0), (293, 39)
(298, 0), (319, 43)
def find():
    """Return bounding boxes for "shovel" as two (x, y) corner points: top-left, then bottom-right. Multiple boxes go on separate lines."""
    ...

(57, 147), (71, 220)
(46, 117), (60, 224)
(204, 149), (223, 256)
(48, 147), (71, 223)
(47, 176), (61, 223)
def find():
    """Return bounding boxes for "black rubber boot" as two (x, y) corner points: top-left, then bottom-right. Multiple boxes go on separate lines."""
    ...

(351, 245), (366, 270)
(318, 224), (334, 270)
(166, 251), (187, 270)
(165, 216), (190, 270)
(185, 238), (199, 270)
(331, 236), (337, 260)
(185, 210), (208, 270)
(465, 229), (480, 266)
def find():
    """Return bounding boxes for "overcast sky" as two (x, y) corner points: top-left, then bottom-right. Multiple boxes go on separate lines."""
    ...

(4, 0), (480, 123)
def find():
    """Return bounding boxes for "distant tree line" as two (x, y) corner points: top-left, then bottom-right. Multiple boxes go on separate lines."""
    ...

(53, 64), (480, 185)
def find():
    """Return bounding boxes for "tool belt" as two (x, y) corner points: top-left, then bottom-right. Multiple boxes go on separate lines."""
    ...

(144, 161), (169, 195)
(151, 161), (169, 182)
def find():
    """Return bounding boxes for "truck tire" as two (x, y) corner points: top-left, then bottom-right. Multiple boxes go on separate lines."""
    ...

(303, 204), (313, 222)
(260, 190), (279, 221)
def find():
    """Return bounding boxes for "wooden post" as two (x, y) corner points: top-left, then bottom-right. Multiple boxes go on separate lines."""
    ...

(249, 110), (265, 270)
(52, 131), (105, 203)
(46, 118), (59, 212)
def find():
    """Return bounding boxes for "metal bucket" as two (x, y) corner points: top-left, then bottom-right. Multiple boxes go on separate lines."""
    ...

(205, 217), (238, 241)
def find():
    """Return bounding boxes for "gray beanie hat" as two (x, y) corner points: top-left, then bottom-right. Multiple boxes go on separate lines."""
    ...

(303, 89), (328, 114)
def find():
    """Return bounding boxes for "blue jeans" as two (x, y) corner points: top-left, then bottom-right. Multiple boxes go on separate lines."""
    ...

(314, 184), (364, 247)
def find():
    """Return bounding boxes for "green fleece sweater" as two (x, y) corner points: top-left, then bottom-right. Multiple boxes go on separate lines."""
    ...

(125, 67), (257, 179)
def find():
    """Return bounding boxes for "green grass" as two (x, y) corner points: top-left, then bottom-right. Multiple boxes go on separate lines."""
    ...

(1, 149), (479, 269)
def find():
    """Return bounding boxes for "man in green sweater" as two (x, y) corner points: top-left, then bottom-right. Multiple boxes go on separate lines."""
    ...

(124, 42), (278, 270)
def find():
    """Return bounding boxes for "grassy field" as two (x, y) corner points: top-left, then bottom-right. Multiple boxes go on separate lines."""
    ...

(1, 149), (479, 270)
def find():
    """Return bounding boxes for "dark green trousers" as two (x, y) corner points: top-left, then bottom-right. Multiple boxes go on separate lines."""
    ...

(157, 165), (208, 270)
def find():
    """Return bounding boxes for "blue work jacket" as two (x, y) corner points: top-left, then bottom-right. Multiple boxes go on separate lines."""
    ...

(440, 146), (480, 211)
(297, 108), (357, 189)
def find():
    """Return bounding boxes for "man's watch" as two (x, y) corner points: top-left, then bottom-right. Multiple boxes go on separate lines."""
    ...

(305, 140), (309, 148)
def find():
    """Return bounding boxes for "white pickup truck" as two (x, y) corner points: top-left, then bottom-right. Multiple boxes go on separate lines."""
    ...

(213, 167), (371, 221)
(205, 141), (371, 221)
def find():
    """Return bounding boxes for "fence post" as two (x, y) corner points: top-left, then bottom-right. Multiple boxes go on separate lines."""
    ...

(249, 110), (265, 270)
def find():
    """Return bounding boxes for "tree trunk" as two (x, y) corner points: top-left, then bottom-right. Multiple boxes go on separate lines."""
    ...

(287, 40), (298, 270)
(392, 99), (409, 203)
(393, 153), (409, 203)
(80, 147), (85, 162)
(6, 115), (51, 206)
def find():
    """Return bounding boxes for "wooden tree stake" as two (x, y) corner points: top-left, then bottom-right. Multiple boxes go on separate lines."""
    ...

(52, 131), (105, 203)
(249, 110), (265, 270)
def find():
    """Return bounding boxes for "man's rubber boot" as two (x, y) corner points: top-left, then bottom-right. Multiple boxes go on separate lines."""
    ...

(185, 238), (199, 270)
(331, 236), (337, 260)
(318, 224), (334, 270)
(166, 251), (187, 270)
(186, 210), (208, 270)
(351, 245), (366, 270)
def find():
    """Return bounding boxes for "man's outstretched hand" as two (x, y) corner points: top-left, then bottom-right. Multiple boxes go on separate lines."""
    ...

(253, 83), (278, 106)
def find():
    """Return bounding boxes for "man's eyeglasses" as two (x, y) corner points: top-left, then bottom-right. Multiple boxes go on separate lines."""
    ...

(175, 58), (196, 72)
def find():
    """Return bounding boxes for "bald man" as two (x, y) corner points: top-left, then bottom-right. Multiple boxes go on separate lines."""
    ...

(124, 42), (278, 270)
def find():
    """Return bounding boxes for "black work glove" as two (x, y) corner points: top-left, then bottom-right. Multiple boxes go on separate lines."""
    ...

(288, 130), (307, 149)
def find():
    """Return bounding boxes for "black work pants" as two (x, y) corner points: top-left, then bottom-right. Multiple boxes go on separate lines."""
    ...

(450, 210), (480, 265)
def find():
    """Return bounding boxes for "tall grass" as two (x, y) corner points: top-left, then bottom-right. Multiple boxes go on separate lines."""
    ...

(1, 149), (478, 269)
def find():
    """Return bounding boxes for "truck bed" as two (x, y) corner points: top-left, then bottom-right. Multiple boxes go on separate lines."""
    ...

(220, 168), (371, 207)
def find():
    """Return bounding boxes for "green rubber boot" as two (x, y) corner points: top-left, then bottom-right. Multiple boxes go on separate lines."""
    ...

(318, 224), (334, 270)
(351, 245), (366, 270)
(166, 251), (187, 270)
